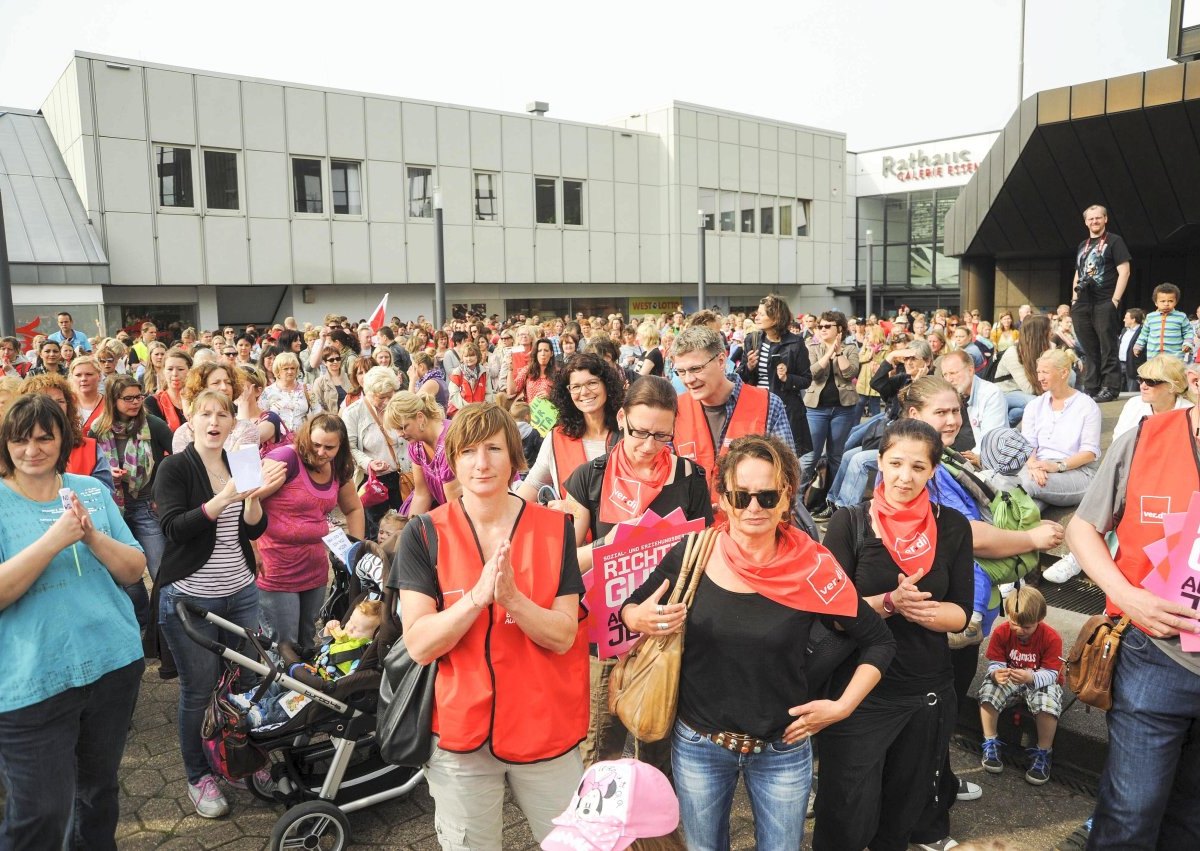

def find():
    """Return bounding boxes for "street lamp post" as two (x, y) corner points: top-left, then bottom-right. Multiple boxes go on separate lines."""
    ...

(432, 186), (446, 328)
(697, 210), (707, 312)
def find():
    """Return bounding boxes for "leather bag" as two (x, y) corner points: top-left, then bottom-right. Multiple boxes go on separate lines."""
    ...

(607, 528), (718, 743)
(1064, 614), (1131, 711)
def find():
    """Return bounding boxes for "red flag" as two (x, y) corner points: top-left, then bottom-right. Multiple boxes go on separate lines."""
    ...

(368, 294), (389, 333)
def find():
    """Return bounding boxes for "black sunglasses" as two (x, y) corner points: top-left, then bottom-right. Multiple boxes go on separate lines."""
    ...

(729, 489), (782, 510)
(1139, 377), (1166, 387)
(325, 356), (343, 363)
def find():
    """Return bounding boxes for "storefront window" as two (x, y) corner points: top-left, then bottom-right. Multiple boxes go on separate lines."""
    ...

(104, 304), (198, 347)
(910, 244), (934, 286)
(13, 304), (103, 351)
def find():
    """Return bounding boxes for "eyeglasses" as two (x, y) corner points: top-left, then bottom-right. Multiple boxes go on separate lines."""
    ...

(1139, 377), (1167, 387)
(625, 425), (674, 443)
(674, 351), (721, 378)
(567, 378), (603, 396)
(119, 393), (146, 403)
(817, 323), (838, 330)
(325, 356), (343, 363)
(98, 357), (116, 364)
(728, 489), (782, 510)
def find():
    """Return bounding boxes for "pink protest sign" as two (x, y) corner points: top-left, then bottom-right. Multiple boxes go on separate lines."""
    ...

(585, 508), (706, 659)
(1141, 491), (1200, 652)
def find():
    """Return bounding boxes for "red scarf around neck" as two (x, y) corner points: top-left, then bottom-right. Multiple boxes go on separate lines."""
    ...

(871, 481), (938, 576)
(598, 442), (672, 524)
(717, 522), (858, 616)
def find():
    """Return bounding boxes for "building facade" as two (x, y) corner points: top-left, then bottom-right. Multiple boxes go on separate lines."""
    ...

(4, 52), (848, 336)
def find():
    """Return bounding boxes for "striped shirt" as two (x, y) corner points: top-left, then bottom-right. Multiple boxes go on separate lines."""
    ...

(173, 499), (255, 597)
(1136, 309), (1193, 359)
(757, 338), (774, 388)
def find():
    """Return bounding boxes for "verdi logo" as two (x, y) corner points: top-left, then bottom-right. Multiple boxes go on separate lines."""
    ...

(1140, 495), (1171, 525)
(895, 532), (930, 561)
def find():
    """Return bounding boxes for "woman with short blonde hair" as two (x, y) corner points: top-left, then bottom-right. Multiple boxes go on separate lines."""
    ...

(260, 351), (313, 432)
(343, 366), (407, 538)
(386, 391), (460, 517)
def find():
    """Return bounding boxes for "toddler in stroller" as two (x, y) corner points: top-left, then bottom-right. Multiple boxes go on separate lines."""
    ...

(231, 599), (383, 730)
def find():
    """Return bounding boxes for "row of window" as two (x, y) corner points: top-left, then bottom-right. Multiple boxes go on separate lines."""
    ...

(698, 189), (811, 237)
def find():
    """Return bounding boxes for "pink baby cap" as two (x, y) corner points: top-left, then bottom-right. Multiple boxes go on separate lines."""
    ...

(542, 759), (679, 851)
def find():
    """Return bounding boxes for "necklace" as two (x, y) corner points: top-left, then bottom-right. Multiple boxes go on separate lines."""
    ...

(5, 472), (62, 502)
(202, 462), (230, 487)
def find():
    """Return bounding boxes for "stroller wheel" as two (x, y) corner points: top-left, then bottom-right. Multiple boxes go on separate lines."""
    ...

(270, 800), (351, 850)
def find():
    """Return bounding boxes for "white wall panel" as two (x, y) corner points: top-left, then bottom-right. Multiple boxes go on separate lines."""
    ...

(676, 136), (697, 187)
(204, 216), (249, 285)
(720, 236), (740, 283)
(472, 226), (504, 284)
(679, 232), (697, 282)
(796, 156), (815, 201)
(560, 124), (587, 178)
(249, 218), (291, 284)
(778, 153), (797, 197)
(812, 134), (830, 160)
(332, 220), (370, 283)
(286, 88), (326, 155)
(740, 237), (760, 284)
(157, 214), (203, 285)
(146, 69), (196, 145)
(813, 240), (830, 283)
(92, 61), (147, 140)
(638, 185), (660, 235)
(590, 231), (615, 283)
(562, 229), (589, 283)
(739, 121), (758, 148)
(639, 136), (663, 185)
(98, 137), (151, 213)
(105, 212), (156, 282)
(365, 98), (403, 162)
(587, 129), (613, 181)
(829, 244), (844, 287)
(241, 83), (286, 152)
(443, 225), (474, 282)
(196, 76), (242, 149)
(760, 149), (778, 195)
(291, 219), (331, 284)
(245, 150), (288, 218)
(813, 159), (830, 202)
(437, 108), (470, 167)
(739, 147), (759, 193)
(778, 127), (796, 154)
(678, 108), (697, 137)
(613, 133), (637, 183)
(640, 235), (664, 283)
(531, 120), (560, 176)
(535, 229), (563, 282)
(367, 160), (406, 222)
(706, 238), (722, 284)
(502, 172), (532, 228)
(504, 228), (534, 281)
(438, 166), (472, 227)
(697, 139), (718, 188)
(696, 112), (718, 141)
(470, 111), (501, 171)
(759, 124), (778, 151)
(760, 238), (779, 285)
(588, 179), (614, 232)
(614, 183), (638, 233)
(369, 222), (406, 282)
(718, 142), (739, 191)
(795, 131), (814, 158)
(407, 225), (434, 282)
(778, 241), (797, 284)
(615, 233), (639, 282)
(795, 240), (814, 283)
(402, 102), (436, 165)
(718, 116), (738, 144)
(326, 94), (366, 160)
(501, 116), (532, 173)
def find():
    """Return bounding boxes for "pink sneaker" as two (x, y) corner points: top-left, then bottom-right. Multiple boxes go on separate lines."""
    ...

(187, 775), (230, 818)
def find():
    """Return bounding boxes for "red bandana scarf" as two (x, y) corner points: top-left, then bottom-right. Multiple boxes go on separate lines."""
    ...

(717, 523), (858, 616)
(598, 442), (672, 524)
(871, 481), (938, 576)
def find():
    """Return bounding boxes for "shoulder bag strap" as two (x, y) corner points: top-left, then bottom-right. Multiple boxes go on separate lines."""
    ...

(666, 532), (698, 606)
(681, 528), (720, 609)
(417, 514), (444, 611)
(365, 400), (403, 470)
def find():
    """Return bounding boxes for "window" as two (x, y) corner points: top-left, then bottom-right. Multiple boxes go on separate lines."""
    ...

(474, 172), (498, 221)
(719, 192), (736, 232)
(760, 205), (774, 235)
(331, 160), (362, 215)
(156, 146), (193, 208)
(778, 201), (792, 236)
(407, 167), (433, 218)
(535, 177), (556, 224)
(796, 199), (811, 237)
(563, 180), (584, 226)
(699, 188), (716, 230)
(203, 150), (238, 211)
(292, 158), (323, 214)
(741, 198), (756, 234)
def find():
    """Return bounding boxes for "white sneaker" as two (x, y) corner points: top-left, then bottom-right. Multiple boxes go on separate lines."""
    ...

(1042, 553), (1081, 584)
(916, 839), (959, 851)
(187, 775), (230, 819)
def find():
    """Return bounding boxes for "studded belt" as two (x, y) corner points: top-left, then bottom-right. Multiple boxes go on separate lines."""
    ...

(705, 730), (767, 754)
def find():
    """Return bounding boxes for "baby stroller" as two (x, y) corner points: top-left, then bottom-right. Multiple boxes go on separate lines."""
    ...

(177, 541), (422, 850)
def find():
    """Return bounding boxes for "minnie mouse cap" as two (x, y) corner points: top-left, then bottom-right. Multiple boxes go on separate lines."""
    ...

(542, 759), (679, 851)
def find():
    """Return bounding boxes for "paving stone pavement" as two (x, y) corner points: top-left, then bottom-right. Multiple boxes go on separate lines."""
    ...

(97, 659), (1097, 850)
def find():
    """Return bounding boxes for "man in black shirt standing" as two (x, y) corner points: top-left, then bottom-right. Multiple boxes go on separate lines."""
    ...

(1070, 204), (1131, 403)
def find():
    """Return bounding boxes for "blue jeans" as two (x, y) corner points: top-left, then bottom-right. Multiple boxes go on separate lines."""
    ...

(671, 718), (812, 851)
(0, 659), (143, 851)
(830, 448), (879, 509)
(1089, 628), (1200, 849)
(159, 582), (260, 784)
(972, 563), (1000, 633)
(853, 394), (881, 422)
(846, 411), (886, 452)
(1004, 391), (1034, 427)
(120, 497), (166, 630)
(803, 404), (858, 487)
(258, 585), (327, 651)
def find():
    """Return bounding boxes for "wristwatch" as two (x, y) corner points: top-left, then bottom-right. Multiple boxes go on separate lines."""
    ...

(882, 591), (896, 615)
(1056, 461), (1067, 473)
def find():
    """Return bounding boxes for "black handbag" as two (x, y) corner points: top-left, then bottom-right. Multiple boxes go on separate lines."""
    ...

(377, 515), (442, 767)
(804, 503), (867, 696)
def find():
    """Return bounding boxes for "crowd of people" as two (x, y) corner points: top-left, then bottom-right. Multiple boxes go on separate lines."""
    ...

(1, 285), (1198, 851)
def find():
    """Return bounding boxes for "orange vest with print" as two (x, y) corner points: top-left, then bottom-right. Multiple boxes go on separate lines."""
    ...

(67, 437), (99, 477)
(674, 384), (769, 502)
(429, 499), (588, 763)
(1112, 409), (1200, 620)
(551, 428), (588, 499)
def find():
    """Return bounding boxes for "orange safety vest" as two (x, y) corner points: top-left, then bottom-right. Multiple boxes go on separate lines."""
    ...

(450, 371), (488, 405)
(673, 383), (769, 502)
(154, 390), (184, 432)
(428, 499), (588, 763)
(81, 399), (105, 436)
(1112, 408), (1200, 623)
(66, 437), (98, 477)
(551, 428), (589, 499)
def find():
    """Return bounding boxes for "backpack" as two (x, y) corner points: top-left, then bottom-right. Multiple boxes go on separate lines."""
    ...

(941, 450), (1041, 609)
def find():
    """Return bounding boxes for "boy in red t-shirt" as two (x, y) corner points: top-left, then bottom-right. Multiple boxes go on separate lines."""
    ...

(977, 585), (1063, 785)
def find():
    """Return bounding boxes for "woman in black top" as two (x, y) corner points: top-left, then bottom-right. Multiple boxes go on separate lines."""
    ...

(622, 434), (894, 851)
(559, 376), (712, 769)
(812, 418), (974, 851)
(738, 293), (814, 456)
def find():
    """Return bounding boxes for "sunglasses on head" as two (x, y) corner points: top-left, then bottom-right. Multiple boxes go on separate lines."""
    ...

(728, 489), (782, 510)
